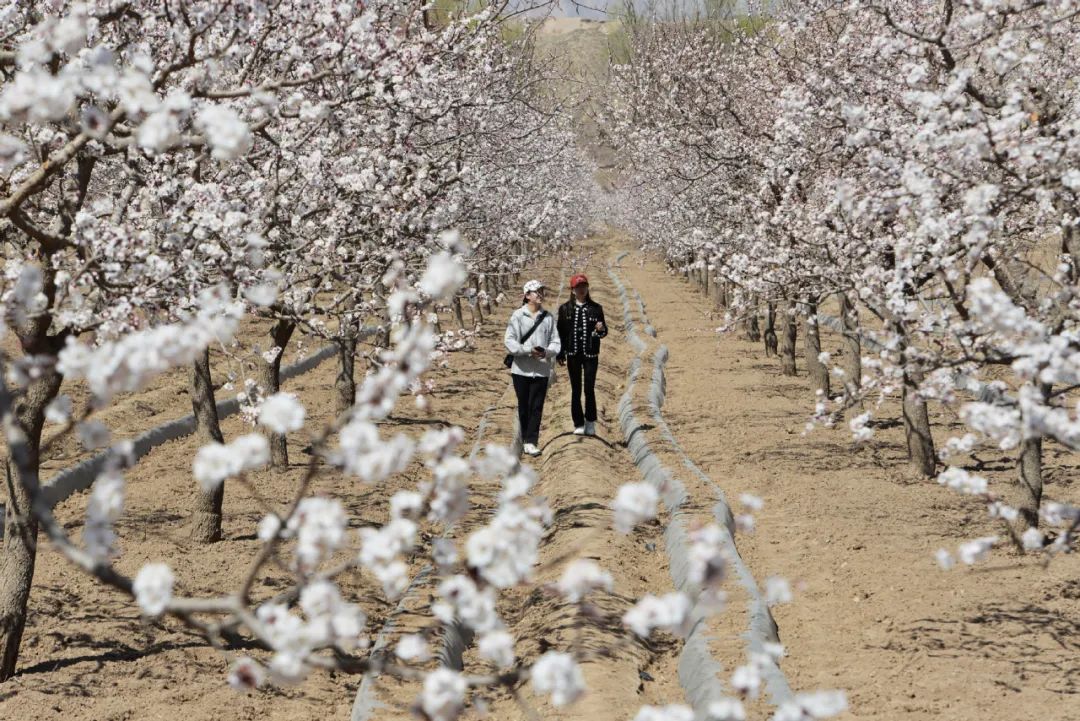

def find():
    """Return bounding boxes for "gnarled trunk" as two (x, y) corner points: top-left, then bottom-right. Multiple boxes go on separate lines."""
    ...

(470, 285), (484, 327)
(335, 334), (359, 416)
(1, 364), (62, 681)
(896, 325), (936, 477)
(1016, 382), (1051, 531)
(257, 319), (296, 468)
(744, 312), (761, 343)
(838, 292), (863, 410)
(803, 299), (830, 398)
(190, 348), (225, 543)
(779, 300), (798, 376)
(902, 380), (936, 477)
(478, 277), (492, 315)
(764, 302), (778, 356)
(1017, 436), (1043, 532)
(452, 296), (466, 330)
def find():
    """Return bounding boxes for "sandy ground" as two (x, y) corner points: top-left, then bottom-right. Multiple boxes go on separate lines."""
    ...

(2, 234), (1077, 720)
(616, 242), (1080, 720)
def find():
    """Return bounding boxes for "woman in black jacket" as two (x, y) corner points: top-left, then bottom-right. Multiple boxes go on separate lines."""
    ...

(556, 274), (607, 435)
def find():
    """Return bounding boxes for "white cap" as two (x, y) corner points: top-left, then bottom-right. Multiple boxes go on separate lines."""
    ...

(523, 279), (545, 294)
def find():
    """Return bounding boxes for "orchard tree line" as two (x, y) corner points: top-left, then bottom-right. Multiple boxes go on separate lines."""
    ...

(0, 0), (596, 691)
(0, 3), (848, 721)
(603, 0), (1080, 563)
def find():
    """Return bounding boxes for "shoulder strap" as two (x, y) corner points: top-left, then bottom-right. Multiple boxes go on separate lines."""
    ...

(520, 310), (549, 344)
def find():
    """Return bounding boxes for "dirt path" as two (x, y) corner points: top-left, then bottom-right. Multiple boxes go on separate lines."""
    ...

(478, 246), (685, 720)
(357, 240), (688, 720)
(616, 245), (1080, 720)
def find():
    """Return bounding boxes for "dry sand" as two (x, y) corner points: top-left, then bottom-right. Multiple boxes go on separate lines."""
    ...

(616, 239), (1079, 720)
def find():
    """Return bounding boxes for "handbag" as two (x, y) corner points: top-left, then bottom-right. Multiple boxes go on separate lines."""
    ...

(504, 310), (549, 369)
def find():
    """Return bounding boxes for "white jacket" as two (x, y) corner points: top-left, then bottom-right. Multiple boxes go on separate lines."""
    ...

(504, 306), (561, 378)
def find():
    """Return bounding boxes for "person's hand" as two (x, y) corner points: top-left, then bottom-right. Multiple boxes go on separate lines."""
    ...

(557, 355), (566, 366)
(595, 321), (605, 332)
(531, 347), (546, 359)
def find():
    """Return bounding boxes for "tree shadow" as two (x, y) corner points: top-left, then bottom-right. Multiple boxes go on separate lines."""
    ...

(15, 638), (207, 677)
(541, 433), (619, 454)
(898, 600), (1080, 694)
(622, 424), (653, 447)
(382, 415), (454, 427)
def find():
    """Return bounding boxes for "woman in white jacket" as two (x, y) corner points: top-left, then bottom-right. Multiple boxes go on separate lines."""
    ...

(504, 279), (561, 456)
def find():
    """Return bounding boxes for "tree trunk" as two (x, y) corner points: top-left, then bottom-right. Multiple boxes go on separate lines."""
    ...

(478, 277), (492, 315)
(803, 299), (830, 397)
(764, 302), (778, 356)
(744, 312), (761, 343)
(190, 348), (226, 544)
(1, 364), (62, 681)
(838, 292), (863, 410)
(779, 300), (798, 376)
(335, 334), (359, 416)
(1015, 382), (1051, 531)
(257, 319), (296, 468)
(470, 291), (484, 326)
(902, 379), (936, 477)
(896, 324), (936, 477)
(1017, 435), (1043, 532)
(453, 296), (466, 330)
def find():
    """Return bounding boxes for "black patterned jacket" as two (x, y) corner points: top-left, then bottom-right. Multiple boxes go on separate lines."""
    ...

(556, 298), (607, 360)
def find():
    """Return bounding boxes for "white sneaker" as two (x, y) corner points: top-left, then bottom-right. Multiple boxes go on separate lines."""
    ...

(584, 422), (596, 436)
(573, 426), (585, 435)
(522, 443), (541, 456)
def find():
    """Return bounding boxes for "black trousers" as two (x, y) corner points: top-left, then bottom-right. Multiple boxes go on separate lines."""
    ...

(512, 373), (549, 445)
(566, 355), (599, 427)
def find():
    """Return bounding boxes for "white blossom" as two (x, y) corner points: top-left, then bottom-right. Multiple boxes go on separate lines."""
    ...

(45, 394), (73, 424)
(731, 663), (761, 699)
(196, 105), (253, 161)
(1021, 527), (1044, 551)
(634, 705), (694, 721)
(764, 576), (793, 606)
(419, 251), (468, 301)
(612, 482), (659, 533)
(622, 592), (692, 638)
(228, 657), (266, 690)
(707, 698), (747, 721)
(193, 434), (270, 491)
(77, 421), (110, 450)
(287, 497), (348, 570)
(395, 634), (431, 662)
(258, 393), (306, 434)
(478, 630), (515, 669)
(530, 652), (585, 707)
(556, 559), (614, 602)
(133, 563), (174, 616)
(957, 536), (998, 565)
(937, 467), (988, 496)
(420, 668), (467, 721)
(772, 690), (848, 721)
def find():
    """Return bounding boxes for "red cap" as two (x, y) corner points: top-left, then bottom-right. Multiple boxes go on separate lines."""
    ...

(569, 273), (589, 288)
